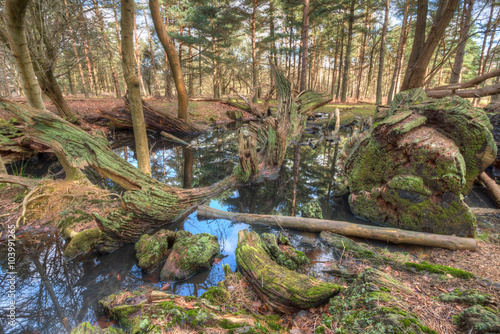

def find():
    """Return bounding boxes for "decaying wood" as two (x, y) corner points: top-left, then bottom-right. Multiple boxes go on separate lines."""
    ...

(478, 172), (500, 208)
(234, 65), (332, 182)
(97, 96), (202, 134)
(198, 205), (477, 251)
(235, 229), (343, 313)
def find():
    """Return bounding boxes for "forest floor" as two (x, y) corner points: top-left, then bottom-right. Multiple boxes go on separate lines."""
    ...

(1, 97), (499, 333)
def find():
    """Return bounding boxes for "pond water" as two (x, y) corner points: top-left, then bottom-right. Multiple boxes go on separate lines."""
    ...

(0, 121), (494, 333)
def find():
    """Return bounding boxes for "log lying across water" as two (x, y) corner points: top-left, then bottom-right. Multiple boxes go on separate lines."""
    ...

(197, 205), (477, 251)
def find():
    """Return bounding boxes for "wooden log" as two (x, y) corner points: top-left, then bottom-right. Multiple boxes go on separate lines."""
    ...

(97, 96), (202, 134)
(198, 205), (477, 251)
(470, 207), (500, 216)
(235, 229), (343, 313)
(478, 172), (500, 208)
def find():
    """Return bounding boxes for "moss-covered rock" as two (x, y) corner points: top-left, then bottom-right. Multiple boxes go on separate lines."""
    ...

(160, 232), (220, 281)
(260, 233), (309, 271)
(135, 229), (176, 272)
(326, 267), (436, 334)
(343, 89), (496, 236)
(63, 228), (102, 259)
(456, 305), (500, 334)
(70, 322), (124, 334)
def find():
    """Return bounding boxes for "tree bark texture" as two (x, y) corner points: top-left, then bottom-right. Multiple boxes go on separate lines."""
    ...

(121, 0), (151, 175)
(341, 1), (355, 102)
(4, 0), (45, 109)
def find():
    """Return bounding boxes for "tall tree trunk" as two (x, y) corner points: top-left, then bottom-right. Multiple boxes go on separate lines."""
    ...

(331, 26), (340, 96)
(149, 0), (189, 120)
(121, 0), (151, 175)
(133, 11), (147, 96)
(112, 0), (123, 57)
(356, 8), (371, 100)
(142, 0), (159, 96)
(400, 0), (460, 90)
(376, 0), (390, 104)
(63, 0), (88, 97)
(0, 49), (12, 99)
(299, 0), (310, 92)
(82, 37), (96, 96)
(388, 0), (411, 103)
(188, 28), (194, 97)
(4, 0), (45, 109)
(336, 22), (345, 100)
(341, 1), (355, 102)
(252, 0), (259, 102)
(93, 0), (122, 98)
(449, 0), (475, 84)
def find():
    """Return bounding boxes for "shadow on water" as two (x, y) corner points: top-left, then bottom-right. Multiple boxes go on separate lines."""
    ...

(1, 122), (495, 333)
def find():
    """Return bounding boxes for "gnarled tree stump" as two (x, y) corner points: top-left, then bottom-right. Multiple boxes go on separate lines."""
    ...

(342, 89), (496, 236)
(235, 229), (343, 313)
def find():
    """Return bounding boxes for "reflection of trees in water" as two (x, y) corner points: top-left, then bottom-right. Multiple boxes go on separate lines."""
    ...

(112, 130), (239, 189)
(0, 236), (143, 334)
(219, 138), (353, 220)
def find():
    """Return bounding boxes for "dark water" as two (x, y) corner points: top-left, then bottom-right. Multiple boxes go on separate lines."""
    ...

(0, 122), (494, 333)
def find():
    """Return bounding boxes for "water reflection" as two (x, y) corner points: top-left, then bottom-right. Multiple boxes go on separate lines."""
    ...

(1, 125), (369, 333)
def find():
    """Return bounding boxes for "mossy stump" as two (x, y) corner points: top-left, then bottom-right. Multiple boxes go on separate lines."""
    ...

(135, 229), (176, 272)
(235, 229), (343, 313)
(343, 89), (496, 236)
(160, 232), (220, 281)
(226, 109), (244, 120)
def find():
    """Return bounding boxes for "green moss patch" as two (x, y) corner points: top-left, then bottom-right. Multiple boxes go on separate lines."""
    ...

(135, 229), (176, 272)
(63, 228), (101, 259)
(405, 261), (474, 279)
(455, 305), (500, 334)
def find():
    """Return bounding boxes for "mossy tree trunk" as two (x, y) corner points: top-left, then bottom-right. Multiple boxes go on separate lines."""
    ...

(0, 98), (236, 251)
(121, 0), (151, 175)
(4, 0), (46, 110)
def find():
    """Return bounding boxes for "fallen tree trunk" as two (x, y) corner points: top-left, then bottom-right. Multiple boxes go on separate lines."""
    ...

(235, 229), (343, 313)
(478, 172), (500, 208)
(189, 97), (252, 113)
(198, 205), (477, 251)
(97, 96), (202, 134)
(428, 69), (500, 91)
(0, 98), (236, 251)
(470, 207), (500, 216)
(426, 83), (500, 99)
